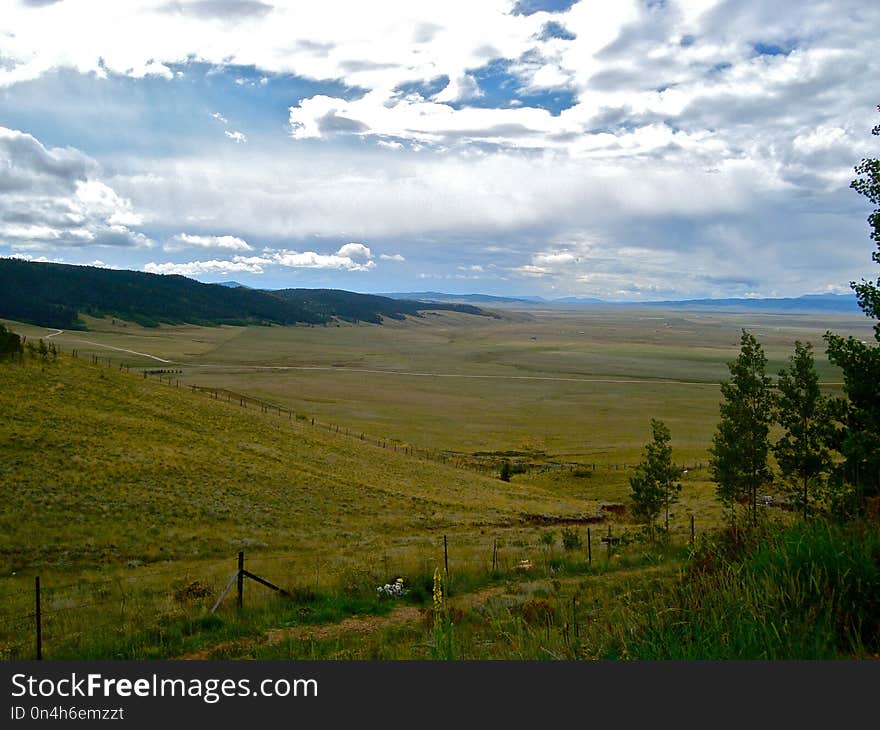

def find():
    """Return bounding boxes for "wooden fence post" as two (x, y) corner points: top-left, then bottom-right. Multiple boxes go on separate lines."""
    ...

(587, 527), (592, 566)
(35, 576), (42, 660)
(607, 525), (612, 561)
(492, 538), (498, 572)
(443, 535), (449, 581)
(690, 514), (695, 546)
(237, 551), (244, 610)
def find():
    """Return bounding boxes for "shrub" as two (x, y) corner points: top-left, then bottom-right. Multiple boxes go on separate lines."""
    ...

(622, 519), (880, 659)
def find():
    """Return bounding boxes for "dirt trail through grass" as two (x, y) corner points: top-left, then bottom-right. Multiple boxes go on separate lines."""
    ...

(178, 583), (518, 660)
(178, 604), (424, 660)
(67, 338), (174, 362)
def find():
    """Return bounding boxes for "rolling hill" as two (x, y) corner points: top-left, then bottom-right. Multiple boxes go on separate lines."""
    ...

(0, 259), (489, 329)
(0, 353), (586, 572)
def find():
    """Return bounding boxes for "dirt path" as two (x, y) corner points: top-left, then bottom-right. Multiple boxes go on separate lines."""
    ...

(178, 604), (424, 660)
(177, 585), (513, 660)
(48, 329), (174, 363)
(178, 566), (667, 660)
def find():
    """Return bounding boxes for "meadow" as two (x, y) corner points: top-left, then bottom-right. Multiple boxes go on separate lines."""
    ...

(0, 305), (873, 659)
(6, 305), (867, 461)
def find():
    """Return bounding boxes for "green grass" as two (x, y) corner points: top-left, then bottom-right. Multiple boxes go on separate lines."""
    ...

(5, 307), (866, 462)
(617, 519), (880, 659)
(235, 520), (878, 660)
(1, 308), (872, 660)
(2, 354), (611, 575)
(1, 350), (681, 659)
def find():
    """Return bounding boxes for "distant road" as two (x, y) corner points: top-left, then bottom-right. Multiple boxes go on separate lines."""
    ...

(47, 329), (173, 363)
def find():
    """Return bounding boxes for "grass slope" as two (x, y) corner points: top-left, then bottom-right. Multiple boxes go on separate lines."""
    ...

(0, 355), (592, 574)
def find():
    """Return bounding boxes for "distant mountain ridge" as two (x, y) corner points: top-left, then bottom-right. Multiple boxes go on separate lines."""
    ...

(381, 291), (546, 304)
(632, 293), (862, 313)
(382, 290), (861, 313)
(0, 259), (490, 329)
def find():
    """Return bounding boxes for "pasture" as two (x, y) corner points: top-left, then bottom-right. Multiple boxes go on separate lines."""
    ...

(0, 305), (871, 659)
(7, 305), (866, 463)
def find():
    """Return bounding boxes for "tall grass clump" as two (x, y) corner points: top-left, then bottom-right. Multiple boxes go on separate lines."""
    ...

(615, 519), (880, 659)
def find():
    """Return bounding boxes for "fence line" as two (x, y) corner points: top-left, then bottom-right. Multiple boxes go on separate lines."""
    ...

(0, 520), (701, 660)
(42, 348), (709, 476)
(155, 376), (707, 476)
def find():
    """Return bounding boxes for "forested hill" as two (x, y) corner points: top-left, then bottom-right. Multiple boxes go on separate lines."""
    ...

(0, 259), (490, 329)
(273, 288), (487, 322)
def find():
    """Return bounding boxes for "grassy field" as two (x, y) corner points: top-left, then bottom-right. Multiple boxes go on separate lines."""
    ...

(0, 306), (872, 659)
(4, 306), (868, 464)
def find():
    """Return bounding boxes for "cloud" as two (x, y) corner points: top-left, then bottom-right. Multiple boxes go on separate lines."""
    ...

(158, 1), (273, 21)
(1, 253), (64, 263)
(433, 73), (484, 103)
(144, 258), (265, 276)
(124, 60), (173, 80)
(0, 126), (151, 250)
(335, 242), (371, 261)
(164, 233), (253, 252)
(224, 130), (247, 143)
(145, 242), (377, 278)
(380, 253), (405, 261)
(2, 2), (879, 297)
(269, 242), (375, 271)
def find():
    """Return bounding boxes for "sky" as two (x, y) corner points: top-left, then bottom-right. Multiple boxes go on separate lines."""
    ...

(1, 0), (879, 300)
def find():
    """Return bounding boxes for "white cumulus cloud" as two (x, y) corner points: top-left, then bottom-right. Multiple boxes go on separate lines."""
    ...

(0, 126), (151, 250)
(144, 259), (265, 276)
(164, 233), (254, 252)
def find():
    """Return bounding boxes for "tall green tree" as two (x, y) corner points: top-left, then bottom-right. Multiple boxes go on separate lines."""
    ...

(629, 418), (682, 542)
(773, 341), (833, 519)
(825, 105), (880, 514)
(849, 106), (880, 329)
(710, 330), (773, 526)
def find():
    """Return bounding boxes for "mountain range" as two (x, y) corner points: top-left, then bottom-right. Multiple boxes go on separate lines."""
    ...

(380, 291), (862, 313)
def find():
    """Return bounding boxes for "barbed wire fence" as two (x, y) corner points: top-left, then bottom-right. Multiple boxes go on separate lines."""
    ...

(0, 517), (706, 660)
(18, 343), (710, 477)
(2, 344), (711, 658)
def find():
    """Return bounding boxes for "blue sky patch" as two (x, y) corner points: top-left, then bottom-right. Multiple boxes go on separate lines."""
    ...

(753, 41), (795, 56)
(511, 0), (579, 17)
(394, 75), (451, 99)
(538, 21), (577, 41)
(0, 63), (366, 158)
(448, 58), (576, 115)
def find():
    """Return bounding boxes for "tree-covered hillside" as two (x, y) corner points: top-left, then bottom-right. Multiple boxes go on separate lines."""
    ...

(273, 288), (488, 323)
(0, 259), (489, 328)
